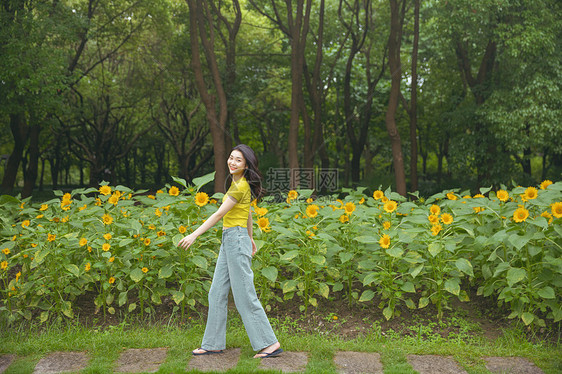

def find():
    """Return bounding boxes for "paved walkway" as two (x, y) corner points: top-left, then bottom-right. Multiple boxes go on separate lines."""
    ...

(0, 349), (546, 373)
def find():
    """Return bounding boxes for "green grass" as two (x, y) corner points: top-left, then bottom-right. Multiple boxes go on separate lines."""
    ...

(0, 315), (561, 373)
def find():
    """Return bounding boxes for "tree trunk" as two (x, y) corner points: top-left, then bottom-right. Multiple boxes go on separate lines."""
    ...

(22, 124), (41, 198)
(521, 147), (532, 176)
(287, 0), (312, 184)
(186, 0), (230, 192)
(409, 0), (420, 193)
(385, 0), (406, 196)
(455, 39), (497, 184)
(1, 114), (28, 194)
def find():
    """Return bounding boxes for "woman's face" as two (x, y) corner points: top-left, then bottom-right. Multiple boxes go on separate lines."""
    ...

(227, 150), (247, 176)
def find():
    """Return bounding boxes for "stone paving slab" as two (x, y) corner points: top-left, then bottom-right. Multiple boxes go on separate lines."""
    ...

(407, 354), (467, 374)
(484, 357), (544, 374)
(33, 352), (90, 374)
(258, 351), (308, 373)
(0, 355), (16, 374)
(334, 351), (383, 374)
(115, 348), (168, 373)
(187, 348), (241, 372)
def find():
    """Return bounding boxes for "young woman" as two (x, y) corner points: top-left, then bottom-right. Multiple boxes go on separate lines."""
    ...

(178, 144), (282, 359)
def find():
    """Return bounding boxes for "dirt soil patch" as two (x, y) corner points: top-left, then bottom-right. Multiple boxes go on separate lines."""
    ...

(0, 355), (15, 374)
(186, 348), (240, 372)
(334, 351), (383, 374)
(115, 348), (168, 373)
(484, 356), (545, 374)
(68, 284), (560, 345)
(407, 354), (467, 374)
(33, 351), (89, 374)
(258, 351), (308, 373)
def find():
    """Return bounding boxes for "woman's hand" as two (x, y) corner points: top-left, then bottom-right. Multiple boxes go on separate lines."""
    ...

(251, 238), (258, 256)
(178, 233), (198, 250)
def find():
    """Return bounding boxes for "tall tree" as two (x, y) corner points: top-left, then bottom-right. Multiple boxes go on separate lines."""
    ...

(400, 0), (420, 193)
(186, 0), (238, 192)
(249, 0), (313, 185)
(0, 0), (68, 195)
(385, 0), (406, 196)
(302, 0), (344, 171)
(338, 0), (387, 184)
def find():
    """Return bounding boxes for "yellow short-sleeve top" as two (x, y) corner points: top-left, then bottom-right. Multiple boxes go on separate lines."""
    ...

(222, 177), (251, 228)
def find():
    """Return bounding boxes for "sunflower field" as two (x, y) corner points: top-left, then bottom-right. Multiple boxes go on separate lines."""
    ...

(1, 173), (561, 328)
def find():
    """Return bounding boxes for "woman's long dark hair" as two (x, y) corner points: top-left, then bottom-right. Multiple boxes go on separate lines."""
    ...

(226, 144), (265, 200)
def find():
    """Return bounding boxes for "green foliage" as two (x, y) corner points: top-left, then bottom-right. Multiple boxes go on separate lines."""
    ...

(1, 176), (561, 328)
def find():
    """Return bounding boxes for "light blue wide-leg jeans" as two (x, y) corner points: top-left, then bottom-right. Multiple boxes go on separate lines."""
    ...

(201, 226), (278, 351)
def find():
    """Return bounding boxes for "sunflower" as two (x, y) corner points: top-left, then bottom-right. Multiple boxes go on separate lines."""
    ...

(344, 202), (356, 215)
(155, 208), (162, 217)
(169, 186), (180, 196)
(103, 233), (112, 240)
(372, 190), (384, 200)
(85, 263), (91, 271)
(195, 192), (209, 207)
(144, 238), (151, 246)
(446, 192), (458, 200)
(102, 243), (111, 251)
(384, 200), (398, 213)
(255, 206), (268, 216)
(306, 204), (319, 218)
(429, 204), (441, 215)
(108, 194), (119, 205)
(178, 225), (187, 234)
(47, 233), (56, 242)
(99, 185), (112, 196)
(157, 230), (166, 237)
(383, 221), (391, 230)
(109, 257), (115, 263)
(102, 214), (113, 225)
(288, 190), (299, 200)
(496, 189), (509, 202)
(513, 207), (529, 223)
(108, 277), (115, 284)
(142, 267), (149, 273)
(428, 214), (439, 224)
(379, 234), (391, 249)
(2, 248), (10, 255)
(551, 202), (562, 218)
(540, 180), (553, 190)
(431, 224), (442, 236)
(257, 217), (270, 231)
(339, 214), (349, 223)
(441, 213), (454, 225)
(359, 198), (365, 204)
(473, 194), (485, 198)
(40, 204), (48, 211)
(79, 238), (88, 246)
(523, 187), (538, 200)
(21, 220), (30, 228)
(1, 261), (8, 270)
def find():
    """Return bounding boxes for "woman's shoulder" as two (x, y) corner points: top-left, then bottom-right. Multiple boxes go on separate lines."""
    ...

(237, 177), (250, 190)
